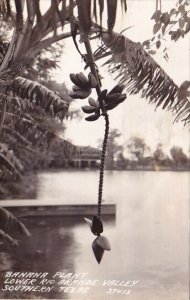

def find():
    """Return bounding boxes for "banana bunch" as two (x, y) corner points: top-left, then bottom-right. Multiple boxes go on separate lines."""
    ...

(69, 72), (98, 99)
(104, 84), (126, 110)
(81, 84), (127, 122)
(81, 96), (100, 121)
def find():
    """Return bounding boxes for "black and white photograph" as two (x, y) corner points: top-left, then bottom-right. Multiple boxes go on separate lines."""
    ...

(0, 0), (189, 299)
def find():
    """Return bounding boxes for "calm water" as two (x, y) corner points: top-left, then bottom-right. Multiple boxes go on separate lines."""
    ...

(0, 170), (189, 300)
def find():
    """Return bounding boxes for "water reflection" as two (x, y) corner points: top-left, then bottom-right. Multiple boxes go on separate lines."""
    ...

(0, 171), (189, 300)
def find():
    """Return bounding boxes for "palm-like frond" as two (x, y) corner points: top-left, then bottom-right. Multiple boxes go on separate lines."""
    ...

(11, 77), (69, 119)
(0, 207), (31, 244)
(0, 0), (127, 38)
(0, 229), (19, 245)
(0, 142), (23, 180)
(0, 207), (30, 235)
(1, 107), (78, 181)
(95, 31), (190, 124)
(0, 75), (77, 181)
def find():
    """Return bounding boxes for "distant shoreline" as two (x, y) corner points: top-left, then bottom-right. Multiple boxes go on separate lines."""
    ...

(1, 167), (189, 200)
(39, 166), (190, 172)
(116, 166), (190, 172)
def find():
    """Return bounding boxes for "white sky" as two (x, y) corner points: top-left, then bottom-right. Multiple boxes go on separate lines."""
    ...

(51, 0), (190, 155)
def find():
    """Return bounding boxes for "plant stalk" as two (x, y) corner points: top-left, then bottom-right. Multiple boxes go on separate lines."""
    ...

(83, 35), (109, 219)
(83, 37), (101, 96)
(97, 113), (109, 219)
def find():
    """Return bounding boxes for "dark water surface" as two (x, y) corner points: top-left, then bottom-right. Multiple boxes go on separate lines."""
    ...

(0, 171), (189, 300)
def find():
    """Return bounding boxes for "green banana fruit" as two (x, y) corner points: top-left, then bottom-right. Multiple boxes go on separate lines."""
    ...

(76, 72), (91, 89)
(70, 72), (90, 89)
(70, 73), (80, 86)
(69, 88), (91, 99)
(88, 97), (98, 107)
(82, 105), (99, 114)
(105, 93), (127, 110)
(85, 114), (100, 121)
(108, 84), (125, 95)
(105, 103), (119, 111)
(98, 89), (107, 106)
(105, 93), (122, 103)
(72, 85), (82, 91)
(116, 93), (127, 103)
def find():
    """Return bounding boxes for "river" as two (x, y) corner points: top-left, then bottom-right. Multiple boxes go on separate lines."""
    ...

(0, 170), (189, 300)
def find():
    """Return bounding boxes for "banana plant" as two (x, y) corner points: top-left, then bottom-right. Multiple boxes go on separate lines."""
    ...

(68, 0), (128, 263)
(67, 0), (189, 262)
(0, 0), (189, 253)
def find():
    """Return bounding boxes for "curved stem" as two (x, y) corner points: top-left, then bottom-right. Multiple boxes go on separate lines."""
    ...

(97, 113), (109, 219)
(82, 34), (109, 219)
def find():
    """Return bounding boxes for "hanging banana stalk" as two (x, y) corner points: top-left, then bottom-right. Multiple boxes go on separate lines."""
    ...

(69, 1), (127, 263)
(70, 74), (127, 263)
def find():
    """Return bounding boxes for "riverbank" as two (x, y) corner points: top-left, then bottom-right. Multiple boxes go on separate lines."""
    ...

(0, 166), (189, 200)
(0, 172), (38, 200)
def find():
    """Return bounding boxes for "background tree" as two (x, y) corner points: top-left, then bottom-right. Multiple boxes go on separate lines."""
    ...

(23, 44), (64, 83)
(127, 137), (149, 163)
(170, 146), (188, 167)
(153, 143), (171, 167)
(116, 152), (128, 170)
(147, 0), (190, 57)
